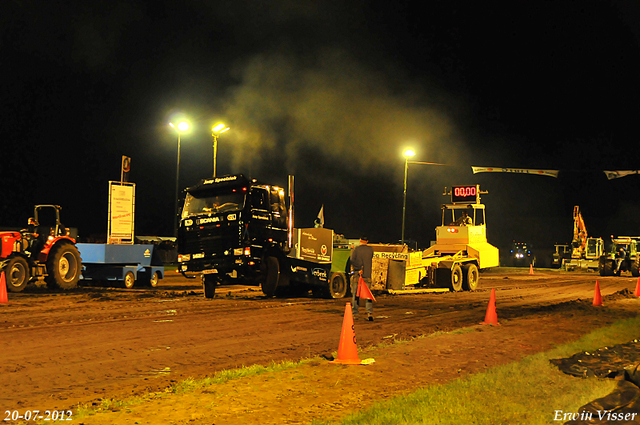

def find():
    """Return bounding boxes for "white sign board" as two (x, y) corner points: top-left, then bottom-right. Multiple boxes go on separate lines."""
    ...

(108, 181), (135, 244)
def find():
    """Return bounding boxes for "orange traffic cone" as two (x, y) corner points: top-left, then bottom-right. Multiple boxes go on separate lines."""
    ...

(0, 271), (8, 304)
(529, 264), (534, 275)
(356, 276), (376, 302)
(481, 288), (499, 326)
(634, 277), (640, 297)
(593, 281), (603, 306)
(333, 302), (361, 365)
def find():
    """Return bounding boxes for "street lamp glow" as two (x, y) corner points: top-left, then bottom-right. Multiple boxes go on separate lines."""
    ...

(169, 119), (190, 237)
(212, 123), (226, 132)
(401, 149), (416, 245)
(211, 123), (231, 177)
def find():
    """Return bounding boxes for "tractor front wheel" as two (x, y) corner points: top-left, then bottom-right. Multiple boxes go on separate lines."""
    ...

(45, 243), (82, 290)
(4, 256), (30, 293)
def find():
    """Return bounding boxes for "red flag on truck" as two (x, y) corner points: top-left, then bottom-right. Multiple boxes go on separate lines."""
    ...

(356, 276), (376, 302)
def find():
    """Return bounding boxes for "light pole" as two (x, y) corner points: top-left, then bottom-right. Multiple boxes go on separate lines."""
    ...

(401, 149), (416, 245)
(169, 121), (190, 236)
(211, 123), (230, 177)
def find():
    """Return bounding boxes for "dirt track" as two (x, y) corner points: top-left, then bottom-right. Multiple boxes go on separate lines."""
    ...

(1, 268), (639, 419)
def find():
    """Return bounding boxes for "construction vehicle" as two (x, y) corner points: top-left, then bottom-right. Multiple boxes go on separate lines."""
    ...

(551, 243), (571, 268)
(0, 205), (82, 292)
(177, 174), (349, 299)
(562, 206), (604, 271)
(387, 185), (499, 292)
(598, 236), (640, 277)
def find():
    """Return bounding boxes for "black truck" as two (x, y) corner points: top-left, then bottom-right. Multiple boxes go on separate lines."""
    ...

(177, 174), (348, 298)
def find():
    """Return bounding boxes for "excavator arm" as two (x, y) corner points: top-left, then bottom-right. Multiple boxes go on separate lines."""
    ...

(571, 205), (587, 258)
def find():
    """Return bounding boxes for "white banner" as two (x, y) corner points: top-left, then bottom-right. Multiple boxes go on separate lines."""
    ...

(472, 166), (559, 178)
(108, 182), (135, 243)
(603, 170), (640, 180)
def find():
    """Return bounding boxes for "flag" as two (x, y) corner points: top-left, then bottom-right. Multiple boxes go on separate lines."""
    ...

(121, 155), (131, 182)
(603, 170), (640, 180)
(356, 276), (376, 302)
(315, 204), (324, 228)
(471, 166), (559, 178)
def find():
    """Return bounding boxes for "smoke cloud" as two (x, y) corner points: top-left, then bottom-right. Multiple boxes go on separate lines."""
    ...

(222, 48), (467, 177)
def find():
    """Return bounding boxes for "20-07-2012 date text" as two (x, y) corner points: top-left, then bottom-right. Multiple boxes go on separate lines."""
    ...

(4, 410), (73, 422)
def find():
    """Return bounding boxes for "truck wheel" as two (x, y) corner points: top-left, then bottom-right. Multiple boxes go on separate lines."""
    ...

(450, 264), (463, 292)
(324, 272), (348, 299)
(124, 271), (136, 289)
(45, 243), (81, 290)
(203, 274), (217, 299)
(149, 271), (161, 287)
(261, 256), (280, 297)
(4, 256), (30, 293)
(462, 264), (479, 291)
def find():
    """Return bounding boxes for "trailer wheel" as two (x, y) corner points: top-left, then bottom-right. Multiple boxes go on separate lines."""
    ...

(149, 271), (161, 288)
(45, 243), (81, 290)
(450, 264), (463, 292)
(124, 271), (136, 289)
(4, 256), (30, 293)
(462, 264), (479, 291)
(203, 274), (217, 299)
(261, 256), (280, 297)
(324, 272), (348, 299)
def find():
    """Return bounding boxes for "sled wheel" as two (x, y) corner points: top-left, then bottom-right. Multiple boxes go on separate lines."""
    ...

(324, 272), (348, 299)
(462, 263), (479, 291)
(450, 264), (463, 292)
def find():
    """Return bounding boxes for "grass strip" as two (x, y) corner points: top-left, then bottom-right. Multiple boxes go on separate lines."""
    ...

(312, 316), (640, 425)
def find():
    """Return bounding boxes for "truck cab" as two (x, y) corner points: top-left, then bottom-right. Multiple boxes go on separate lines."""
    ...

(177, 175), (288, 286)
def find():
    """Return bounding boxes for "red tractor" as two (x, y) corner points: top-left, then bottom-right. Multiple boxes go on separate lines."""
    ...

(0, 205), (82, 292)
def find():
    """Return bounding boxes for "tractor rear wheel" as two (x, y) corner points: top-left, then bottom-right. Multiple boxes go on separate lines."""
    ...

(4, 256), (30, 293)
(598, 257), (614, 277)
(631, 257), (640, 278)
(45, 243), (81, 290)
(462, 264), (479, 291)
(450, 264), (463, 292)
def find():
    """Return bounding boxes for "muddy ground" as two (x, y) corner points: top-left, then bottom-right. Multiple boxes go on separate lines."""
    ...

(1, 268), (639, 424)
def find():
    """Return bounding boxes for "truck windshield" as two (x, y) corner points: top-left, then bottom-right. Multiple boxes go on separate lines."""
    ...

(181, 190), (246, 219)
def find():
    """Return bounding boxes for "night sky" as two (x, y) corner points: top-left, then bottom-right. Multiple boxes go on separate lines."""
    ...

(2, 1), (640, 257)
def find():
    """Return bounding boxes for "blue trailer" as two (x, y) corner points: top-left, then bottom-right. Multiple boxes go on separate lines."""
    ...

(76, 243), (164, 288)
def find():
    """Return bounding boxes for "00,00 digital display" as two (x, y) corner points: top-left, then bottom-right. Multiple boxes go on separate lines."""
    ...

(451, 185), (478, 203)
